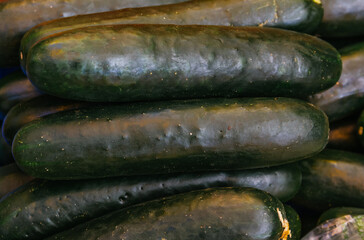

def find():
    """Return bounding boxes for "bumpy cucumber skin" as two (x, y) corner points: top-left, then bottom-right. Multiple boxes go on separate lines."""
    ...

(310, 42), (364, 122)
(293, 149), (364, 212)
(26, 25), (340, 102)
(318, 207), (364, 225)
(20, 0), (323, 72)
(284, 205), (301, 240)
(0, 71), (41, 117)
(45, 188), (289, 240)
(12, 98), (328, 180)
(316, 0), (364, 37)
(328, 116), (362, 153)
(0, 164), (300, 240)
(2, 95), (89, 145)
(0, 0), (187, 68)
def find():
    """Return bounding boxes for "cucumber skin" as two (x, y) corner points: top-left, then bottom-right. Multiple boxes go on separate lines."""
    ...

(2, 95), (89, 145)
(317, 207), (364, 225)
(357, 110), (364, 147)
(0, 163), (33, 199)
(293, 149), (364, 212)
(310, 42), (364, 122)
(284, 205), (301, 240)
(328, 116), (362, 153)
(316, 0), (364, 37)
(20, 0), (323, 72)
(0, 164), (301, 240)
(0, 71), (41, 117)
(26, 25), (341, 102)
(12, 97), (329, 180)
(45, 188), (290, 240)
(0, 0), (187, 68)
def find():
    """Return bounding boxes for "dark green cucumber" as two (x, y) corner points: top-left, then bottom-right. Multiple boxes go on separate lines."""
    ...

(293, 149), (364, 212)
(328, 116), (362, 153)
(318, 207), (364, 225)
(0, 71), (41, 118)
(26, 25), (340, 102)
(0, 163), (33, 199)
(45, 188), (291, 240)
(12, 97), (329, 180)
(0, 0), (188, 68)
(316, 0), (364, 37)
(284, 205), (301, 240)
(20, 0), (324, 72)
(310, 41), (364, 122)
(0, 164), (301, 240)
(2, 95), (89, 145)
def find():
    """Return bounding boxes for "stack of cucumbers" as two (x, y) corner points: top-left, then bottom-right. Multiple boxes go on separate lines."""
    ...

(1, 0), (364, 239)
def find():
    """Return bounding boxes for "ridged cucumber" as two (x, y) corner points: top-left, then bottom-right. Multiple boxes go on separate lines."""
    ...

(316, 0), (364, 37)
(0, 0), (187, 67)
(293, 149), (364, 211)
(2, 95), (88, 145)
(310, 41), (364, 122)
(20, 0), (324, 72)
(26, 25), (341, 102)
(45, 188), (291, 240)
(12, 97), (328, 180)
(0, 164), (301, 240)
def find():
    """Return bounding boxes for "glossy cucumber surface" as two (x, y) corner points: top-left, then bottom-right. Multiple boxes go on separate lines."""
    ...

(13, 97), (329, 180)
(26, 25), (341, 102)
(310, 42), (364, 122)
(318, 207), (364, 225)
(293, 149), (364, 211)
(45, 188), (291, 240)
(0, 164), (301, 240)
(0, 0), (187, 67)
(2, 95), (89, 145)
(316, 0), (364, 37)
(20, 0), (324, 72)
(0, 71), (41, 117)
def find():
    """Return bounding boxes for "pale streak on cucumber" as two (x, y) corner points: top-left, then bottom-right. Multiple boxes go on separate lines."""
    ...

(278, 208), (291, 240)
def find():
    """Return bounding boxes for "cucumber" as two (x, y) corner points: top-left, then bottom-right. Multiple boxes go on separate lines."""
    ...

(0, 0), (188, 68)
(20, 0), (324, 72)
(293, 149), (364, 212)
(0, 163), (33, 199)
(2, 95), (89, 145)
(45, 188), (291, 240)
(0, 164), (301, 240)
(318, 207), (364, 225)
(328, 116), (362, 153)
(284, 205), (301, 240)
(310, 41), (364, 122)
(357, 110), (364, 147)
(26, 25), (341, 102)
(316, 0), (364, 37)
(0, 71), (41, 118)
(12, 97), (329, 180)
